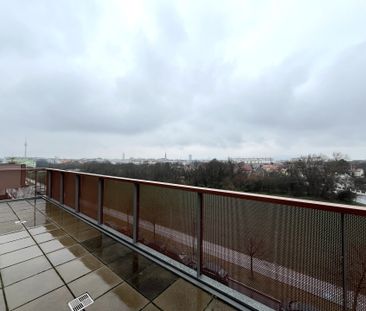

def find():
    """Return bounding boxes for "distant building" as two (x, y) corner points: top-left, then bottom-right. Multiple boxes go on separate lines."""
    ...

(5, 157), (36, 168)
(261, 164), (282, 173)
(239, 163), (253, 173)
(230, 157), (273, 164)
(354, 168), (365, 178)
(0, 164), (26, 199)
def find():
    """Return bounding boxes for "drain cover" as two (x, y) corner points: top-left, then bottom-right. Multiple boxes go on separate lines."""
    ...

(68, 293), (94, 311)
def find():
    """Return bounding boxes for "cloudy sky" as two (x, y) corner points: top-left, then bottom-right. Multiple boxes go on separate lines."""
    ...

(1, 0), (366, 160)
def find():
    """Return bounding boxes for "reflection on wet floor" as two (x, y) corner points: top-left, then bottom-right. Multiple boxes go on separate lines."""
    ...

(108, 251), (154, 281)
(0, 198), (239, 311)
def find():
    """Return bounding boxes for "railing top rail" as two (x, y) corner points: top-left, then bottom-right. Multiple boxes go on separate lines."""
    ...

(0, 168), (47, 172)
(45, 168), (366, 216)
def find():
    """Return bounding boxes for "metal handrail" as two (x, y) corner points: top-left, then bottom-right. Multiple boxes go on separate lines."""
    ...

(45, 167), (366, 216)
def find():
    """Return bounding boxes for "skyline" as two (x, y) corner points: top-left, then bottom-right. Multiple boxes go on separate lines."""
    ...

(1, 1), (366, 159)
(1, 147), (362, 162)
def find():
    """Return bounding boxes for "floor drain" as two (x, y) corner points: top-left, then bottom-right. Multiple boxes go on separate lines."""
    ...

(68, 293), (94, 311)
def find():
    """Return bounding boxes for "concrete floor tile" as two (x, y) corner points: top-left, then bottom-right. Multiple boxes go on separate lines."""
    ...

(23, 216), (51, 228)
(62, 221), (93, 235)
(108, 251), (154, 281)
(0, 290), (5, 310)
(0, 213), (17, 223)
(70, 228), (101, 242)
(33, 229), (67, 244)
(81, 234), (115, 252)
(86, 282), (148, 311)
(0, 237), (35, 255)
(1, 256), (51, 286)
(39, 236), (76, 253)
(0, 245), (42, 268)
(4, 269), (63, 310)
(28, 223), (59, 236)
(68, 266), (122, 299)
(127, 263), (178, 300)
(153, 279), (212, 311)
(0, 231), (29, 245)
(47, 244), (88, 266)
(56, 254), (103, 283)
(92, 243), (131, 264)
(12, 286), (73, 311)
(0, 221), (24, 235)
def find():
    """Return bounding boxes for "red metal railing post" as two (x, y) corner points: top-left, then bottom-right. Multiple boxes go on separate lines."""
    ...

(341, 213), (347, 311)
(133, 183), (140, 244)
(34, 169), (38, 197)
(197, 192), (203, 276)
(75, 175), (80, 213)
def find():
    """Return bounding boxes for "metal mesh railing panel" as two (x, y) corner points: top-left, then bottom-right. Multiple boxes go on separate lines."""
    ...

(51, 171), (61, 201)
(63, 172), (76, 209)
(203, 194), (343, 311)
(36, 170), (47, 195)
(79, 175), (98, 220)
(139, 185), (198, 268)
(345, 214), (366, 311)
(26, 169), (35, 188)
(103, 180), (134, 237)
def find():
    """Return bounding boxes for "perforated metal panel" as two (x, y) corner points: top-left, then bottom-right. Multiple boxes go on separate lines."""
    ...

(103, 179), (134, 237)
(139, 184), (198, 268)
(79, 175), (98, 220)
(36, 170), (47, 195)
(345, 214), (366, 311)
(63, 172), (76, 209)
(203, 195), (343, 311)
(51, 171), (61, 201)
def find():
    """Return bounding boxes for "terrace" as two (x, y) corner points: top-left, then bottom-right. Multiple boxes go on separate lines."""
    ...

(0, 198), (239, 311)
(1, 167), (366, 311)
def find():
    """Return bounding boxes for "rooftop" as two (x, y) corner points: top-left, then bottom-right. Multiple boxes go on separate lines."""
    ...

(2, 166), (366, 311)
(0, 198), (238, 311)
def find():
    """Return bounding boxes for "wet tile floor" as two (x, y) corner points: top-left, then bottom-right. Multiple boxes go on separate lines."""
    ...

(0, 199), (238, 311)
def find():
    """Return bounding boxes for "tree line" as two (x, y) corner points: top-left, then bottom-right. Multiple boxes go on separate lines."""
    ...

(37, 154), (359, 204)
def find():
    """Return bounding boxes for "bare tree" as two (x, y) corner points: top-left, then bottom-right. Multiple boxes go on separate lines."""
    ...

(332, 152), (349, 162)
(245, 235), (266, 279)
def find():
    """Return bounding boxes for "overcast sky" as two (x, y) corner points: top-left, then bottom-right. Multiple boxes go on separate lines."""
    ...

(1, 0), (366, 160)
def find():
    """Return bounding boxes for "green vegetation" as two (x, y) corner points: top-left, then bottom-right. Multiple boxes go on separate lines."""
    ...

(39, 154), (362, 204)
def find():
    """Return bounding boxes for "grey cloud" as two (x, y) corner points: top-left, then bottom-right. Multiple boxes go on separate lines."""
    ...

(1, 1), (366, 159)
(0, 1), (98, 58)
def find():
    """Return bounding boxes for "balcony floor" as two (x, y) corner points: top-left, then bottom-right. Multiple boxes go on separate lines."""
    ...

(0, 199), (238, 311)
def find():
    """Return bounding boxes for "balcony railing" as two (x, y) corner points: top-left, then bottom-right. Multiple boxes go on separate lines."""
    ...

(0, 166), (47, 199)
(2, 167), (366, 311)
